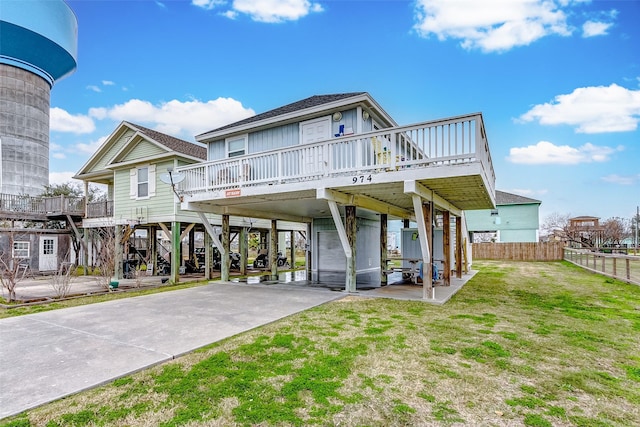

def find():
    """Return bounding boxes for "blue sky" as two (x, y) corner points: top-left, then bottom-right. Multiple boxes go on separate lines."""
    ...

(50, 0), (639, 222)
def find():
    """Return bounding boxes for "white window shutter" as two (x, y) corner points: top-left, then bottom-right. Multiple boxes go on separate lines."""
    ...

(149, 164), (156, 197)
(130, 168), (137, 199)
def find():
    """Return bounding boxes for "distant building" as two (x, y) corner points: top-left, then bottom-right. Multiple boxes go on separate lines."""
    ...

(466, 190), (541, 243)
(0, 0), (78, 195)
(566, 216), (604, 248)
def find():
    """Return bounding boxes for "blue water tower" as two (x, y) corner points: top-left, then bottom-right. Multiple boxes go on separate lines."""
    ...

(0, 0), (78, 196)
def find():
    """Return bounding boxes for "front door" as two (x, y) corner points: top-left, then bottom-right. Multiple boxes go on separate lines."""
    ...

(39, 236), (58, 272)
(300, 117), (331, 144)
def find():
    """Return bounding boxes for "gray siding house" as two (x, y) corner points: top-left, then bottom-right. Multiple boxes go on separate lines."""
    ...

(178, 92), (497, 299)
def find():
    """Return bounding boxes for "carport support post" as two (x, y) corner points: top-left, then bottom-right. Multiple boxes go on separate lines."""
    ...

(150, 226), (157, 276)
(306, 224), (312, 281)
(171, 221), (180, 284)
(204, 232), (212, 280)
(82, 228), (89, 275)
(222, 215), (230, 282)
(345, 206), (357, 293)
(270, 220), (278, 280)
(443, 211), (451, 286)
(380, 214), (387, 286)
(456, 216), (463, 278)
(115, 225), (123, 279)
(239, 227), (248, 275)
(290, 230), (295, 270)
(412, 195), (432, 300)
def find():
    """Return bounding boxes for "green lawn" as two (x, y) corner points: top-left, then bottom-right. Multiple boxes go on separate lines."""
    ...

(2, 260), (639, 426)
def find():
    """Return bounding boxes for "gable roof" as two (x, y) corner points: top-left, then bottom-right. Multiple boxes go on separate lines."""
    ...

(74, 121), (206, 181)
(127, 122), (206, 160)
(495, 190), (541, 206)
(196, 92), (378, 140)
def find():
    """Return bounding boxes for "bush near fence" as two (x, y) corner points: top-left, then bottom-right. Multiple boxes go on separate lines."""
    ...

(472, 242), (565, 261)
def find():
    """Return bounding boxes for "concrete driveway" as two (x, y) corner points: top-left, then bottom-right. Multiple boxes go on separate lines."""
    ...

(0, 282), (344, 419)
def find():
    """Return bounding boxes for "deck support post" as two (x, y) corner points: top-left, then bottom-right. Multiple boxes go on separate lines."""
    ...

(196, 211), (224, 254)
(443, 211), (451, 286)
(222, 215), (230, 282)
(240, 227), (248, 275)
(412, 195), (433, 300)
(204, 230), (212, 280)
(456, 215), (463, 279)
(115, 225), (124, 280)
(82, 228), (89, 275)
(270, 220), (278, 280)
(149, 226), (157, 276)
(290, 230), (295, 270)
(345, 206), (357, 293)
(305, 225), (312, 281)
(327, 201), (355, 292)
(170, 221), (180, 284)
(380, 214), (387, 286)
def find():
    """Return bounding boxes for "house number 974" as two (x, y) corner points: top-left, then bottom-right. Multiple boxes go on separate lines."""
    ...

(352, 175), (372, 184)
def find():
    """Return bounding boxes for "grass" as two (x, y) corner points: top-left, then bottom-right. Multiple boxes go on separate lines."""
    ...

(2, 260), (640, 426)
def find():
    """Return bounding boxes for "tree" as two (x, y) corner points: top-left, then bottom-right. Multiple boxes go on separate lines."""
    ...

(601, 217), (630, 246)
(92, 227), (117, 291)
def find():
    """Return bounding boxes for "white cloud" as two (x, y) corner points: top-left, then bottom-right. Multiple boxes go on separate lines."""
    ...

(601, 174), (640, 185)
(582, 20), (612, 37)
(507, 141), (623, 165)
(413, 0), (590, 52)
(86, 85), (101, 93)
(193, 0), (323, 23)
(75, 135), (108, 155)
(93, 97), (254, 137)
(191, 0), (225, 10)
(50, 107), (96, 134)
(519, 84), (640, 133)
(52, 152), (66, 159)
(102, 80), (115, 86)
(49, 171), (79, 185)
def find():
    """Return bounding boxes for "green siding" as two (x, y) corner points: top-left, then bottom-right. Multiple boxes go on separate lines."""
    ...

(89, 129), (135, 173)
(121, 137), (166, 161)
(114, 159), (206, 224)
(466, 203), (540, 243)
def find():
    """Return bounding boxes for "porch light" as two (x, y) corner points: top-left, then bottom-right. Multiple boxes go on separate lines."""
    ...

(332, 111), (342, 121)
(362, 111), (370, 121)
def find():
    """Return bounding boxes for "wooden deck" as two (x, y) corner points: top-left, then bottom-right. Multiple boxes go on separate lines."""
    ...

(0, 193), (84, 220)
(178, 113), (496, 222)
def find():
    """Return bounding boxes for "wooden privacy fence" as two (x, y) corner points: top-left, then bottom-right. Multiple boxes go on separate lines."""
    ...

(563, 248), (640, 286)
(472, 242), (565, 261)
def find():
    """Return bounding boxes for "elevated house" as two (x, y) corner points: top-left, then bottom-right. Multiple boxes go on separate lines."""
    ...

(465, 190), (541, 243)
(177, 92), (496, 299)
(73, 121), (305, 283)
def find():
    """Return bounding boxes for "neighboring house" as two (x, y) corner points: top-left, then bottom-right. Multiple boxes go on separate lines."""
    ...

(177, 92), (497, 297)
(73, 121), (305, 282)
(566, 216), (604, 248)
(0, 195), (83, 274)
(466, 190), (541, 243)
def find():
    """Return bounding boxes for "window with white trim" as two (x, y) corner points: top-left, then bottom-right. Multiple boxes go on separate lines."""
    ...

(226, 135), (247, 158)
(130, 164), (156, 199)
(138, 167), (149, 197)
(12, 241), (29, 258)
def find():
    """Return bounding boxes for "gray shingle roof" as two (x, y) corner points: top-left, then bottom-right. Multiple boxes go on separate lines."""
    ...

(197, 92), (367, 137)
(128, 122), (206, 160)
(495, 190), (541, 205)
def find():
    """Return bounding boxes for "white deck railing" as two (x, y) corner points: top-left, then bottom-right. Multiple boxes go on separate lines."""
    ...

(178, 113), (495, 196)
